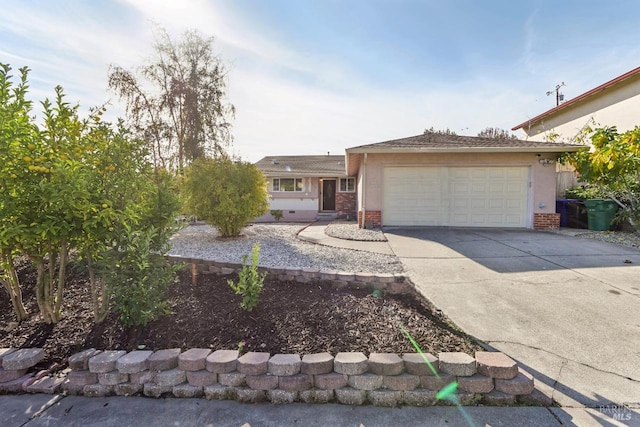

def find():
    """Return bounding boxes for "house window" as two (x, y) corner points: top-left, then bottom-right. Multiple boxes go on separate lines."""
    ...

(273, 178), (303, 192)
(339, 177), (356, 192)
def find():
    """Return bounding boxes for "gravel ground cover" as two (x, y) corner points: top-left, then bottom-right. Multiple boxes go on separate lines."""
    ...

(168, 223), (404, 274)
(570, 229), (640, 248)
(325, 220), (387, 241)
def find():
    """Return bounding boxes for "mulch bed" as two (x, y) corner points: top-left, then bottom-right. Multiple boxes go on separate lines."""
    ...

(0, 260), (481, 370)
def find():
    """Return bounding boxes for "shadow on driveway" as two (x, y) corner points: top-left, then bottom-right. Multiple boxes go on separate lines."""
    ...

(383, 227), (640, 408)
(384, 226), (640, 275)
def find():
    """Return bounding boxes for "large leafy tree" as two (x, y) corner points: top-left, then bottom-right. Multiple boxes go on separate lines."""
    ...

(562, 125), (640, 228)
(0, 64), (33, 321)
(0, 76), (98, 323)
(0, 63), (182, 324)
(108, 27), (235, 171)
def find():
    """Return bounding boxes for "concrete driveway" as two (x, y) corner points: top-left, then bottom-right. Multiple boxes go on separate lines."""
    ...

(384, 227), (640, 408)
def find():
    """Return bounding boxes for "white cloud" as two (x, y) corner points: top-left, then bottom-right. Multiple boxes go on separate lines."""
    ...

(0, 2), (154, 117)
(228, 67), (539, 162)
(4, 0), (639, 163)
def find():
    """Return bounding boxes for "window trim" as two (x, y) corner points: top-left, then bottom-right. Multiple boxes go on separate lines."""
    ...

(339, 177), (356, 193)
(272, 177), (303, 192)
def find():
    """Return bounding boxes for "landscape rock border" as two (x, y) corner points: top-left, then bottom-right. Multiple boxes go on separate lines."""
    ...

(0, 347), (550, 407)
(166, 255), (412, 294)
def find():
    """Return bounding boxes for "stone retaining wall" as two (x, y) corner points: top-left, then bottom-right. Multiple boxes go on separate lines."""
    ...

(166, 255), (412, 294)
(0, 347), (551, 407)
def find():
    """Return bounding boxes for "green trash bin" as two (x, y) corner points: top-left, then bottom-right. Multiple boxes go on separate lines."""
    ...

(584, 199), (619, 231)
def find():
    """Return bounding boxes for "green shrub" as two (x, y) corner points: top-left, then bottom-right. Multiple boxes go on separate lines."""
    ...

(227, 243), (267, 311)
(270, 209), (283, 221)
(564, 185), (606, 200)
(0, 62), (184, 325)
(182, 157), (269, 237)
(103, 227), (180, 327)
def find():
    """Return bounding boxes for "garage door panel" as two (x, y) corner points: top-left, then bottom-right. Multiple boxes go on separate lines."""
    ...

(488, 199), (504, 209)
(506, 199), (524, 209)
(487, 183), (504, 192)
(383, 166), (529, 227)
(453, 182), (469, 192)
(471, 199), (488, 209)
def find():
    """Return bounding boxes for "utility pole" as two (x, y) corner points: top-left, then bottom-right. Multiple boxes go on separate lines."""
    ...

(547, 82), (566, 106)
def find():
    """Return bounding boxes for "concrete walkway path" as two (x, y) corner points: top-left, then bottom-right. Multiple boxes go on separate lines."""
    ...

(297, 222), (395, 255)
(4, 394), (639, 427)
(383, 227), (640, 410)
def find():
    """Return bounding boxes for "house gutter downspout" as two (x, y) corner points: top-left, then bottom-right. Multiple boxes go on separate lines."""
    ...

(362, 153), (367, 229)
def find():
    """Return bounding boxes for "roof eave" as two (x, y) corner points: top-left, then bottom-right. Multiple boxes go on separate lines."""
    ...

(345, 146), (582, 154)
(261, 171), (348, 178)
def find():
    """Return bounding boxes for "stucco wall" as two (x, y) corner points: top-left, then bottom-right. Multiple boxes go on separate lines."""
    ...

(267, 177), (320, 211)
(356, 152), (558, 228)
(519, 76), (640, 141)
(256, 176), (354, 222)
(254, 210), (318, 222)
(255, 177), (320, 222)
(268, 198), (318, 211)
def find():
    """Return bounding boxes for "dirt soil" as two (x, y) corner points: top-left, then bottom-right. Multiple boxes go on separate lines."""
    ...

(0, 260), (481, 370)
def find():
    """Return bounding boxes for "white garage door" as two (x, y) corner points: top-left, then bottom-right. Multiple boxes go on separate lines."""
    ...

(383, 166), (529, 227)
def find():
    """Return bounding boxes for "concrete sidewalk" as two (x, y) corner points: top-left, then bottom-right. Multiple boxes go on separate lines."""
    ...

(4, 394), (639, 427)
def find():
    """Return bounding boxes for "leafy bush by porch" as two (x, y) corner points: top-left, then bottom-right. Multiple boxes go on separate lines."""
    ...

(182, 157), (269, 237)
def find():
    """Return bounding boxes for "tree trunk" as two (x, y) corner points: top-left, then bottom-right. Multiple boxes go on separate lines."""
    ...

(88, 248), (110, 323)
(606, 191), (637, 227)
(1, 276), (28, 321)
(88, 249), (99, 320)
(0, 252), (28, 322)
(35, 261), (54, 324)
(53, 239), (68, 322)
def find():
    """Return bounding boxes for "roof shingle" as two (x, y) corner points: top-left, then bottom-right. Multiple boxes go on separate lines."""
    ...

(347, 133), (580, 152)
(255, 155), (347, 176)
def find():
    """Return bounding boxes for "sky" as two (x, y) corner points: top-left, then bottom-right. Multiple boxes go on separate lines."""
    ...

(2, 0), (640, 162)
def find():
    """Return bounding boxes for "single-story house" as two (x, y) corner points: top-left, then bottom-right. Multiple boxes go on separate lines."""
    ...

(255, 155), (357, 222)
(345, 133), (580, 230)
(512, 65), (640, 141)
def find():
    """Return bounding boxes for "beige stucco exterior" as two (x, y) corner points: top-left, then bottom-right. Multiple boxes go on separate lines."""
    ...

(255, 176), (321, 222)
(255, 176), (357, 222)
(515, 68), (640, 142)
(355, 152), (559, 229)
(254, 155), (357, 222)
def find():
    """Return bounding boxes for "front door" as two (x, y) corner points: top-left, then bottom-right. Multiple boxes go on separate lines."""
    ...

(321, 179), (336, 211)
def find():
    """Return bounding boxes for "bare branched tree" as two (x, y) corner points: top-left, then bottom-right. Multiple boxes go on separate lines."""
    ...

(108, 27), (235, 171)
(424, 126), (457, 136)
(477, 127), (518, 140)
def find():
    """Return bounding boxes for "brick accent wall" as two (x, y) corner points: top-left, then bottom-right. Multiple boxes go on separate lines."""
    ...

(358, 210), (382, 228)
(335, 192), (356, 220)
(533, 213), (560, 230)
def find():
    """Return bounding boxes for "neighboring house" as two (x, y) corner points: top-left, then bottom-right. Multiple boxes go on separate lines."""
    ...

(345, 133), (580, 230)
(512, 65), (640, 141)
(255, 155), (357, 222)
